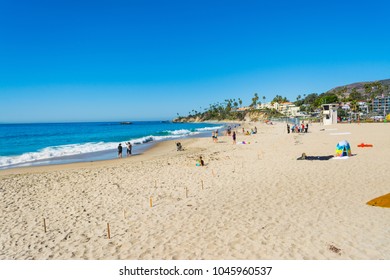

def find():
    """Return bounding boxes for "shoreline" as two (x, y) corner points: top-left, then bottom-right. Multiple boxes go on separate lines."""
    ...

(0, 122), (229, 173)
(1, 122), (389, 259)
(0, 136), (203, 176)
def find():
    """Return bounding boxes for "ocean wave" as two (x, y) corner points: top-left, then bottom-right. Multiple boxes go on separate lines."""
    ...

(0, 142), (115, 168)
(195, 125), (223, 131)
(162, 129), (193, 135)
(162, 125), (223, 136)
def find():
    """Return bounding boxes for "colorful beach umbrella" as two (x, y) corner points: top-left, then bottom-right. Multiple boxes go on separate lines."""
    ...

(335, 140), (351, 157)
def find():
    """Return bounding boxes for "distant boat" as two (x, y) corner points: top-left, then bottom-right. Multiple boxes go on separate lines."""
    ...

(161, 120), (171, 123)
(120, 122), (133, 125)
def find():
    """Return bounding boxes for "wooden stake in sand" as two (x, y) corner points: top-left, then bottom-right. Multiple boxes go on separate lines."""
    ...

(258, 150), (263, 160)
(185, 187), (188, 198)
(201, 180), (204, 190)
(43, 218), (47, 233)
(107, 223), (111, 239)
(150, 197), (153, 208)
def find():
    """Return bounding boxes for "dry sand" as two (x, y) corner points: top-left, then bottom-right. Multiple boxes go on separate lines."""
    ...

(0, 122), (389, 260)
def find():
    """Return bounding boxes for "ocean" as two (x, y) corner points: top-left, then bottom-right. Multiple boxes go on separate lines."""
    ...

(0, 121), (225, 169)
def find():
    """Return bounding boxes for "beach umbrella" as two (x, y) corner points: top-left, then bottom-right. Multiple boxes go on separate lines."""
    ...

(335, 140), (351, 157)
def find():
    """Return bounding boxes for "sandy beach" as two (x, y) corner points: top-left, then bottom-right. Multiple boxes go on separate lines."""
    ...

(0, 122), (389, 260)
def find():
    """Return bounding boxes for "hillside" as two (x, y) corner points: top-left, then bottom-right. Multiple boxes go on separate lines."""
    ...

(326, 78), (390, 99)
(174, 78), (390, 123)
(173, 109), (283, 123)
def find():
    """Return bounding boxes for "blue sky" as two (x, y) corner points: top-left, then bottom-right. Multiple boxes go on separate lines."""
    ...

(1, 0), (389, 122)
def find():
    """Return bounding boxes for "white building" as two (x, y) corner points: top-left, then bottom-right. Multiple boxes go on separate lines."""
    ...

(322, 104), (338, 125)
(257, 102), (301, 116)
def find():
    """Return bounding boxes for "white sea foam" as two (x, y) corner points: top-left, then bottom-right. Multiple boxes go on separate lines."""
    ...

(0, 142), (115, 168)
(195, 125), (223, 131)
(162, 129), (203, 137)
(166, 129), (192, 135)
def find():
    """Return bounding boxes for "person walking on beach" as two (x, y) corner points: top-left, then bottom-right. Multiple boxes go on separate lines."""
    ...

(126, 142), (132, 156)
(287, 124), (290, 134)
(118, 143), (123, 158)
(227, 126), (231, 136)
(305, 123), (309, 133)
(232, 131), (236, 144)
(212, 130), (218, 143)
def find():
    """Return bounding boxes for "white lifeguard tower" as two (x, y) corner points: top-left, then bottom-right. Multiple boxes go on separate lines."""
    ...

(322, 104), (338, 125)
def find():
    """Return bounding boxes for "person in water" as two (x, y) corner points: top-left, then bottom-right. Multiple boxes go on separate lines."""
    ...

(118, 143), (123, 158)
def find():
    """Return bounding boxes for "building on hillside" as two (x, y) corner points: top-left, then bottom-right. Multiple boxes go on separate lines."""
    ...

(357, 101), (369, 114)
(341, 103), (350, 110)
(278, 102), (301, 117)
(372, 95), (390, 116)
(234, 106), (251, 112)
(256, 102), (275, 110)
(256, 102), (302, 116)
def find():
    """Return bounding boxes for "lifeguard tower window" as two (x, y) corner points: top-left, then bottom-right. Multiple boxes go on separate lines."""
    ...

(324, 105), (329, 110)
(326, 115), (330, 119)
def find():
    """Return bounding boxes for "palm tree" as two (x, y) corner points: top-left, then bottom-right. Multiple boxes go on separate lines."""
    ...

(251, 93), (259, 108)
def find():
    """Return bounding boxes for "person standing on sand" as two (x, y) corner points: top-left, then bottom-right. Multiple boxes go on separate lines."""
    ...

(287, 124), (290, 134)
(305, 123), (309, 133)
(126, 142), (132, 156)
(118, 143), (123, 158)
(232, 131), (236, 144)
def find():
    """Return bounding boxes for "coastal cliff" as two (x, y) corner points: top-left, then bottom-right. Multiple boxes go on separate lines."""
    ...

(173, 109), (278, 123)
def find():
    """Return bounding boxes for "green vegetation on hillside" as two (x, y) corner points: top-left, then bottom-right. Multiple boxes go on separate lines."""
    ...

(174, 95), (283, 122)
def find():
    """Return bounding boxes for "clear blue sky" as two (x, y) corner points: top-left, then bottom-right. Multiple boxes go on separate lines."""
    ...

(1, 0), (389, 123)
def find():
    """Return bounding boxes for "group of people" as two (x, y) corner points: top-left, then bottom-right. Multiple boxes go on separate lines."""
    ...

(117, 142), (132, 158)
(287, 123), (309, 134)
(242, 126), (257, 135)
